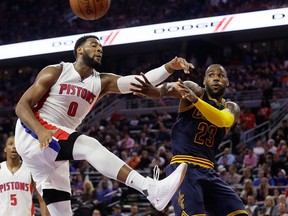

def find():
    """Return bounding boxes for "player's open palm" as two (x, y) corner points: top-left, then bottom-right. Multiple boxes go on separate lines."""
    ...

(173, 78), (198, 102)
(130, 72), (161, 99)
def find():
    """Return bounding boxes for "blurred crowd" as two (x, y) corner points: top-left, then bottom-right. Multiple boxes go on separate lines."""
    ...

(1, 0), (288, 215)
(0, 0), (287, 45)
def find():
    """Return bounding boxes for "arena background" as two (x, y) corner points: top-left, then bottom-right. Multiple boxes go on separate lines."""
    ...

(0, 1), (288, 215)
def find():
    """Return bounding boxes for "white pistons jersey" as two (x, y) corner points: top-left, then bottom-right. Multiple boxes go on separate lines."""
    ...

(34, 62), (101, 129)
(0, 162), (34, 216)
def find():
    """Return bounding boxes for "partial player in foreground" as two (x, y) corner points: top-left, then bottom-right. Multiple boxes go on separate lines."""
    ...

(14, 35), (193, 215)
(0, 136), (50, 216)
(130, 64), (248, 215)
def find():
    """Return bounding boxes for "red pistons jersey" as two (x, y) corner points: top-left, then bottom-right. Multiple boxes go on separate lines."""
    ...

(33, 62), (101, 129)
(0, 162), (34, 216)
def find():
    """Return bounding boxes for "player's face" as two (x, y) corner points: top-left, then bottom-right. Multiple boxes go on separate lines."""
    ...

(5, 138), (20, 159)
(204, 65), (228, 99)
(82, 38), (103, 69)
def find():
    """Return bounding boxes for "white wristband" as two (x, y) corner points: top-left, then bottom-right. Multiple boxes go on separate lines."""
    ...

(144, 64), (171, 85)
(117, 65), (171, 94)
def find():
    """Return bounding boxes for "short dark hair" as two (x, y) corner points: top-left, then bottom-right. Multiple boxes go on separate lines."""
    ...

(205, 64), (227, 77)
(73, 35), (99, 58)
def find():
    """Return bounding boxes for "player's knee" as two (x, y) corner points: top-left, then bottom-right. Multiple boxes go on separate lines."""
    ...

(56, 132), (81, 161)
(43, 189), (71, 205)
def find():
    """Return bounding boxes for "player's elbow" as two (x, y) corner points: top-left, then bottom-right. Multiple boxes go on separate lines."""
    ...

(15, 101), (27, 119)
(15, 102), (22, 118)
(216, 110), (235, 127)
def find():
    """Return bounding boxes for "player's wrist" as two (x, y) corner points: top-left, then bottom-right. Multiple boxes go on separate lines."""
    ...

(187, 96), (198, 103)
(164, 62), (175, 74)
(183, 92), (198, 103)
(192, 97), (198, 103)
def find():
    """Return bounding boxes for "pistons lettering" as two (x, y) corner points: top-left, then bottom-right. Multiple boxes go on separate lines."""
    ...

(0, 182), (29, 193)
(59, 84), (96, 104)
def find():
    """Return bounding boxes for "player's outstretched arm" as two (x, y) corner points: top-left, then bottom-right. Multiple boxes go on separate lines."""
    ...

(130, 73), (201, 100)
(174, 79), (240, 128)
(116, 57), (194, 94)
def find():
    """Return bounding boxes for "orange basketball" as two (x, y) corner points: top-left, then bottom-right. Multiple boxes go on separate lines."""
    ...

(69, 0), (111, 20)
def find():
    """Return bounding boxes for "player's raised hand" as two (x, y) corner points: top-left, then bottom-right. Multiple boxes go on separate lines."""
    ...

(173, 78), (198, 102)
(167, 57), (194, 74)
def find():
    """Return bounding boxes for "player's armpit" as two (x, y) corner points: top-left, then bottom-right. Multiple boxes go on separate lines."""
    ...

(194, 98), (235, 127)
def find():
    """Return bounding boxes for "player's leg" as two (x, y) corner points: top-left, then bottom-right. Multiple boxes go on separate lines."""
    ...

(69, 134), (188, 211)
(205, 172), (248, 216)
(42, 188), (72, 216)
(15, 120), (73, 216)
(166, 164), (206, 215)
(16, 152), (73, 215)
(39, 161), (73, 216)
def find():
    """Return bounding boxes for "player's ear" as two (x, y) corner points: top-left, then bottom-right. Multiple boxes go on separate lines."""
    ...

(203, 77), (206, 86)
(4, 147), (7, 153)
(226, 78), (229, 87)
(77, 46), (83, 55)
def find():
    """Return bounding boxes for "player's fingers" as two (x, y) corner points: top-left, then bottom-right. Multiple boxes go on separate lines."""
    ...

(174, 81), (184, 89)
(173, 82), (179, 90)
(140, 72), (150, 84)
(40, 141), (48, 150)
(183, 63), (194, 74)
(175, 56), (182, 64)
(173, 84), (185, 95)
(133, 92), (147, 98)
(177, 78), (185, 86)
(182, 59), (189, 69)
(174, 84), (187, 94)
(43, 142), (49, 149)
(129, 87), (141, 93)
(133, 76), (146, 85)
(130, 83), (143, 88)
(172, 56), (178, 63)
(182, 92), (190, 98)
(188, 63), (194, 69)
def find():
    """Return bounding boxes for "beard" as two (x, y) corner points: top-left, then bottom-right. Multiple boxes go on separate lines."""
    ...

(82, 51), (101, 69)
(206, 85), (225, 99)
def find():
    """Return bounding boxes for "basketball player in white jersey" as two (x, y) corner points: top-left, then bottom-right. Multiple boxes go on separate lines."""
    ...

(0, 136), (50, 216)
(15, 35), (193, 216)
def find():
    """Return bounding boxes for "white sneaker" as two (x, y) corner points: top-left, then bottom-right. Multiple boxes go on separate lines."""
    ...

(144, 163), (188, 211)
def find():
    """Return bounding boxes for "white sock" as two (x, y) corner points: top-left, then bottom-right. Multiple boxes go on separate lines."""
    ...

(125, 170), (147, 195)
(47, 200), (72, 216)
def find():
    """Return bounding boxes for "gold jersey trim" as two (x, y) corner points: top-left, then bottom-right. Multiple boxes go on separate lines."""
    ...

(227, 210), (249, 216)
(170, 155), (214, 169)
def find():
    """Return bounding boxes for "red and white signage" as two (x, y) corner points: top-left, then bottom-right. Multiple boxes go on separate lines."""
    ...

(0, 7), (287, 60)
